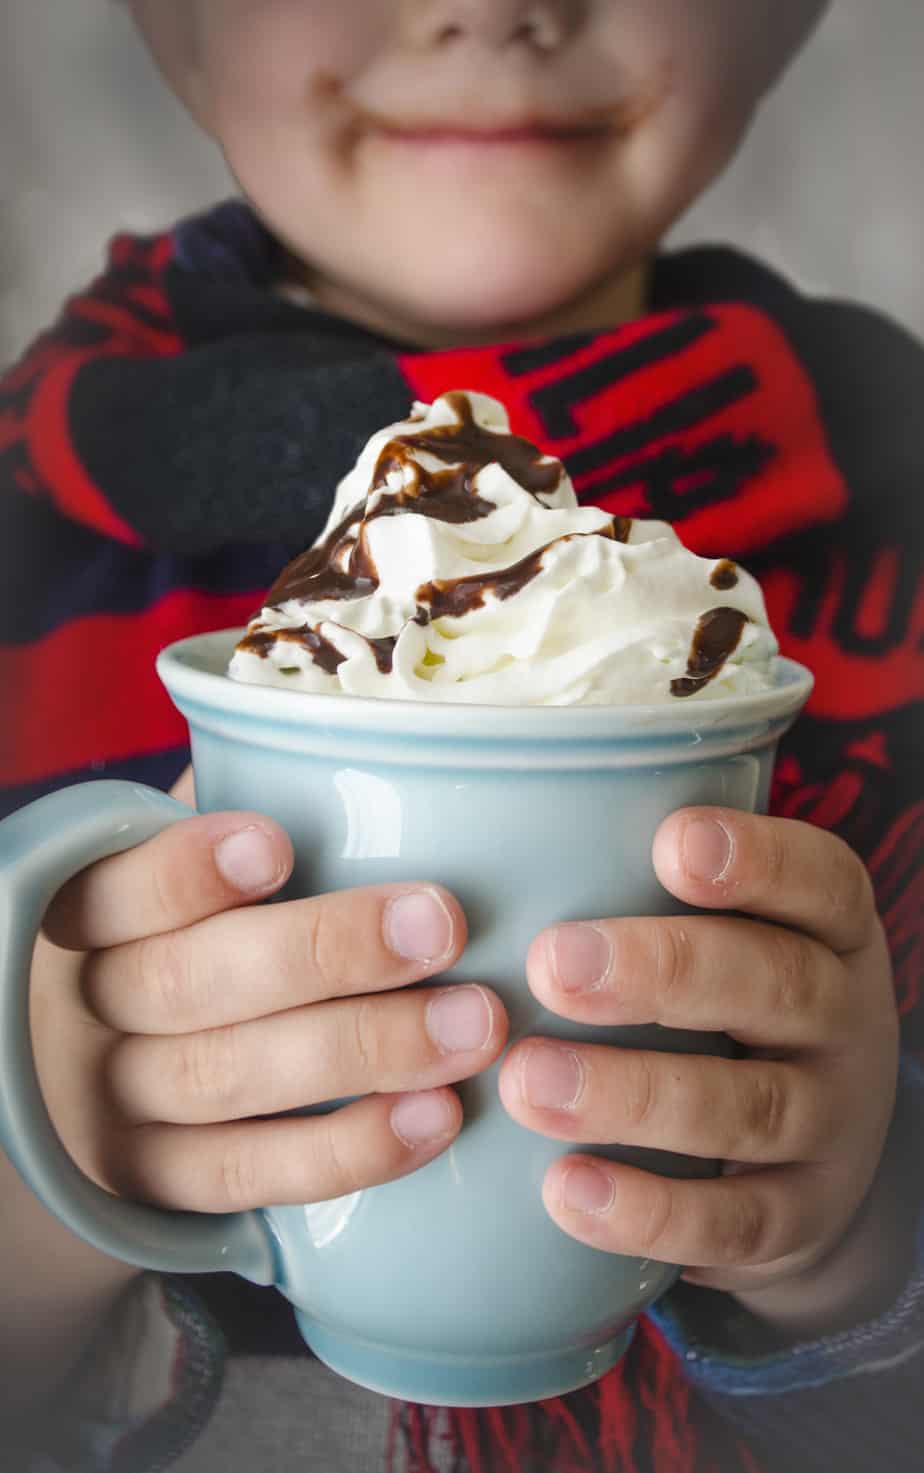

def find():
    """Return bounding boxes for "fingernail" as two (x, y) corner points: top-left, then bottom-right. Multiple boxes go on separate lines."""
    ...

(384, 889), (453, 963)
(426, 986), (493, 1054)
(522, 1043), (584, 1111)
(391, 1092), (456, 1147)
(561, 1163), (615, 1216)
(552, 924), (613, 993)
(681, 817), (733, 883)
(214, 827), (282, 893)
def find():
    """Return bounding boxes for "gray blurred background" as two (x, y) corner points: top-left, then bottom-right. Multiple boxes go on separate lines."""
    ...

(2, 0), (923, 366)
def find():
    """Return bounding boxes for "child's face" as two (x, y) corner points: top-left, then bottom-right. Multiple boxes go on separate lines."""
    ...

(134, 1), (826, 343)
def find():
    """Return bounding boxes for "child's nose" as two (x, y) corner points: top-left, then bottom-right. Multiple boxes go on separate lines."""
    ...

(403, 0), (582, 53)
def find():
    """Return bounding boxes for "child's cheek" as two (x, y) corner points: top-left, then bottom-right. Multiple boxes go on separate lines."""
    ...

(195, 0), (385, 104)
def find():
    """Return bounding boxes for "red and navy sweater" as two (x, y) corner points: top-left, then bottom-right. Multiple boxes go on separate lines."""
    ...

(2, 201), (924, 1473)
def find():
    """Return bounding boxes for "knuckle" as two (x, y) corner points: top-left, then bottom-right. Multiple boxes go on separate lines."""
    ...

(762, 822), (788, 896)
(623, 1052), (657, 1130)
(349, 999), (380, 1081)
(768, 929), (851, 1043)
(176, 1025), (241, 1113)
(147, 852), (187, 931)
(767, 928), (815, 1018)
(738, 1067), (787, 1153)
(320, 1116), (362, 1198)
(653, 923), (693, 1010)
(302, 903), (349, 996)
(218, 1138), (261, 1210)
(639, 1178), (675, 1257)
(719, 1189), (767, 1265)
(143, 932), (194, 1025)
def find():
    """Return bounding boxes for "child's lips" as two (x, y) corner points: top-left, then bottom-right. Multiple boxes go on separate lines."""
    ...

(340, 70), (670, 156)
(376, 119), (615, 147)
(364, 122), (622, 173)
(358, 99), (638, 153)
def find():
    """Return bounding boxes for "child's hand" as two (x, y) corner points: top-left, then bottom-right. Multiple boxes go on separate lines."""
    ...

(499, 808), (902, 1333)
(33, 805), (507, 1212)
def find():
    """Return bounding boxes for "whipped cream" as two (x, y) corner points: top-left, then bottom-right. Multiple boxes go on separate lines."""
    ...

(228, 391), (779, 706)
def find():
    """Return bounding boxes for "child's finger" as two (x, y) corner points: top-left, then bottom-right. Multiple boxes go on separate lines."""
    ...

(652, 808), (878, 956)
(81, 882), (466, 1035)
(42, 811), (295, 951)
(110, 1090), (463, 1212)
(499, 1044), (830, 1164)
(107, 981), (503, 1125)
(539, 1155), (823, 1270)
(525, 913), (848, 1049)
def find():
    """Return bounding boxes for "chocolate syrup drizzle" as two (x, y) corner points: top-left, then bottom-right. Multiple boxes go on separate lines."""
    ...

(238, 385), (751, 695)
(418, 522), (631, 621)
(240, 393), (750, 701)
(244, 393), (632, 680)
(238, 624), (347, 676)
(262, 392), (565, 610)
(709, 559), (739, 591)
(379, 391), (565, 504)
(670, 607), (749, 698)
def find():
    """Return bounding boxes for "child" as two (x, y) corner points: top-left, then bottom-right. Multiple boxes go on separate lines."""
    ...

(2, 2), (923, 1469)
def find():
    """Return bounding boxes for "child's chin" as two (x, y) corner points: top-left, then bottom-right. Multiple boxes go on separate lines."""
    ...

(382, 236), (623, 340)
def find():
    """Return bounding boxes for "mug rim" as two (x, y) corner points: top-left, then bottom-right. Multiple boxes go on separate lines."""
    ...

(157, 628), (814, 746)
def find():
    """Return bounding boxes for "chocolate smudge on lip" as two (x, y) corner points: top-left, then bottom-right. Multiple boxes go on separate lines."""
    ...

(418, 520), (631, 621)
(671, 607), (748, 698)
(710, 559), (739, 591)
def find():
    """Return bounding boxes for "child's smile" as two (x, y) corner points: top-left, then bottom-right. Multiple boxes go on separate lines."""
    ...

(132, 0), (828, 340)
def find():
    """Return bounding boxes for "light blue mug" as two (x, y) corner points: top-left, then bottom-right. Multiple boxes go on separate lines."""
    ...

(0, 630), (812, 1406)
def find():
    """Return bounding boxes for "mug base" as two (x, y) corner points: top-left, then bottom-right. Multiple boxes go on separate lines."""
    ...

(295, 1314), (636, 1407)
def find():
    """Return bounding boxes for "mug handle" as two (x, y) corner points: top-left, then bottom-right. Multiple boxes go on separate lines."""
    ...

(0, 781), (277, 1285)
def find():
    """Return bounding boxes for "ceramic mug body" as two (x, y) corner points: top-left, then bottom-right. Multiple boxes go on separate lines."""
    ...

(0, 630), (812, 1406)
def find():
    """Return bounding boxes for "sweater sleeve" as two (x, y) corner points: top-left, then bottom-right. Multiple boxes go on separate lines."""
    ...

(646, 1054), (924, 1470)
(0, 225), (415, 806)
(1, 226), (413, 559)
(0, 232), (183, 549)
(66, 328), (412, 555)
(10, 1275), (225, 1473)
